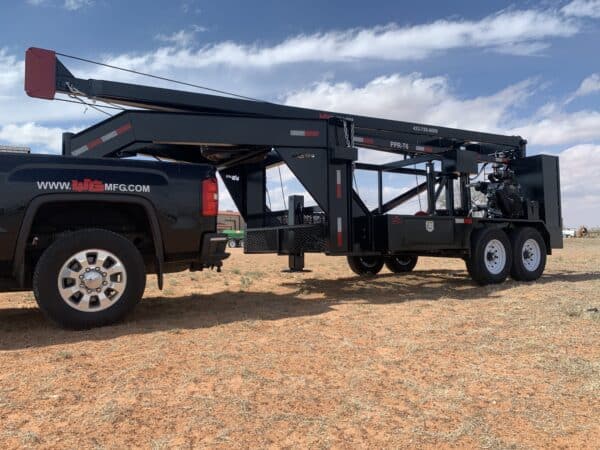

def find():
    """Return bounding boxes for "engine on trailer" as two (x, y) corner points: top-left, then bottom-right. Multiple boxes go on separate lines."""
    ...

(473, 163), (525, 219)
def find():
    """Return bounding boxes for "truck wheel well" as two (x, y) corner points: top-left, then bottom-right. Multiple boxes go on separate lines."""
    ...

(25, 201), (156, 275)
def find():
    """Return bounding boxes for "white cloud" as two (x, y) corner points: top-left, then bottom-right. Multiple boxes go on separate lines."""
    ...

(284, 74), (533, 133)
(0, 49), (23, 91)
(509, 110), (600, 146)
(0, 122), (81, 153)
(63, 0), (93, 10)
(561, 0), (600, 18)
(571, 73), (600, 99)
(89, 8), (579, 72)
(559, 144), (600, 226)
(155, 26), (206, 48)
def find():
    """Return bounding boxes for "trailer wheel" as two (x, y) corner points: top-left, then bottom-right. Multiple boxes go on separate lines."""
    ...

(32, 229), (146, 329)
(347, 256), (384, 276)
(227, 239), (237, 248)
(239, 239), (244, 248)
(385, 255), (418, 273)
(510, 227), (546, 281)
(466, 228), (512, 285)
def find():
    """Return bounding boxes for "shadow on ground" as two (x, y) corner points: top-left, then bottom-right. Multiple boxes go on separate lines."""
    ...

(0, 269), (597, 351)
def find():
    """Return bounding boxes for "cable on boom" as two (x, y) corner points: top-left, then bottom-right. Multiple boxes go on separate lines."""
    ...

(278, 166), (287, 210)
(56, 52), (266, 103)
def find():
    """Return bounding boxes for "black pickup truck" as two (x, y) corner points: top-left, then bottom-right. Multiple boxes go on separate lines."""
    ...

(0, 151), (228, 328)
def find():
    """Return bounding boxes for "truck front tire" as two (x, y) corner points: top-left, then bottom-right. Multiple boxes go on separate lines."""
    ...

(466, 228), (512, 285)
(33, 229), (146, 329)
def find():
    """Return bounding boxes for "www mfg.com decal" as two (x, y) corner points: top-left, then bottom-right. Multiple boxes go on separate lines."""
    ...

(36, 179), (151, 193)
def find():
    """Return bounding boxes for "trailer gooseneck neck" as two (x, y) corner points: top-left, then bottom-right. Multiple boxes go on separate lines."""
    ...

(24, 47), (561, 275)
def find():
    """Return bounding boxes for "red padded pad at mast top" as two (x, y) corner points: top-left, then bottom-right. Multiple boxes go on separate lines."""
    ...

(25, 47), (56, 100)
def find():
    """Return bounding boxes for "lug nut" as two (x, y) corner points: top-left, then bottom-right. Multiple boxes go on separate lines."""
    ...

(85, 268), (90, 272)
(87, 289), (92, 294)
(79, 274), (84, 279)
(102, 281), (108, 286)
(102, 272), (107, 277)
(96, 288), (101, 293)
(95, 267), (100, 271)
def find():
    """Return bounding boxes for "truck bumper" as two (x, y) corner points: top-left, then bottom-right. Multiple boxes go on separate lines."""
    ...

(192, 233), (230, 271)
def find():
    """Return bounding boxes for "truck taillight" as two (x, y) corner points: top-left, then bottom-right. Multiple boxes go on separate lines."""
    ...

(202, 178), (218, 216)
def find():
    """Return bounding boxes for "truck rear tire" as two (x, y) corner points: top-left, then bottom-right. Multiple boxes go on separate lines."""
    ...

(385, 255), (418, 273)
(33, 229), (146, 329)
(510, 227), (546, 281)
(347, 256), (384, 276)
(466, 228), (512, 285)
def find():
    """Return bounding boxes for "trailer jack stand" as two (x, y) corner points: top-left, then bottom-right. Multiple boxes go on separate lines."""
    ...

(282, 195), (311, 273)
(283, 253), (310, 272)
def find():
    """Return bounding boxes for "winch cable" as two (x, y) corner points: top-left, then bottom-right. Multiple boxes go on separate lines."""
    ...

(278, 166), (287, 210)
(266, 186), (272, 211)
(55, 97), (125, 112)
(56, 52), (266, 102)
(414, 163), (423, 212)
(353, 172), (360, 197)
(64, 82), (113, 117)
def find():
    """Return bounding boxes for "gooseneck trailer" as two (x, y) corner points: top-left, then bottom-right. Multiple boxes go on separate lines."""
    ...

(26, 47), (563, 279)
(4, 47), (563, 327)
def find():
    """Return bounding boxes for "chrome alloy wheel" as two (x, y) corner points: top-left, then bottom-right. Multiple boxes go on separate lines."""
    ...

(521, 238), (541, 272)
(484, 239), (507, 275)
(57, 249), (127, 312)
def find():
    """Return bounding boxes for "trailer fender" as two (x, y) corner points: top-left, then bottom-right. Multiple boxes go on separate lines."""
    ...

(13, 194), (165, 289)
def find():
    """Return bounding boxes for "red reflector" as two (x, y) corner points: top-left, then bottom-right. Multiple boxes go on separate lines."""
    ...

(116, 123), (133, 135)
(464, 217), (473, 224)
(202, 178), (218, 216)
(25, 48), (56, 100)
(319, 113), (332, 119)
(87, 138), (103, 150)
(305, 130), (320, 137)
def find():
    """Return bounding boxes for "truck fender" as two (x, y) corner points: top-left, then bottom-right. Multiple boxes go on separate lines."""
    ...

(13, 194), (165, 289)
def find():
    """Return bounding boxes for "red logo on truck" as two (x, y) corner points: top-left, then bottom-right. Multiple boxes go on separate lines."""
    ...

(72, 179), (105, 193)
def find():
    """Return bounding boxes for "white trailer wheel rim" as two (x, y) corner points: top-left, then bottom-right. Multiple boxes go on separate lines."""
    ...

(522, 238), (541, 272)
(484, 239), (506, 275)
(57, 249), (127, 312)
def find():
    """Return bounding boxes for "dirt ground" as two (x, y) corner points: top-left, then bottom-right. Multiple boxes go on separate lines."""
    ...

(0, 240), (599, 449)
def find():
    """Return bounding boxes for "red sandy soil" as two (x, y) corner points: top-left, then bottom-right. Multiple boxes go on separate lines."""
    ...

(0, 239), (599, 448)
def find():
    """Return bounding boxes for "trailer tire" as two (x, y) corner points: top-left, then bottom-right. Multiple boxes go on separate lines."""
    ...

(347, 256), (384, 276)
(466, 228), (512, 285)
(227, 239), (237, 248)
(385, 255), (418, 273)
(510, 227), (546, 281)
(33, 229), (146, 329)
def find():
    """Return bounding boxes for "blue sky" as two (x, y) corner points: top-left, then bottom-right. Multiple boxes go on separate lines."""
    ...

(0, 0), (599, 226)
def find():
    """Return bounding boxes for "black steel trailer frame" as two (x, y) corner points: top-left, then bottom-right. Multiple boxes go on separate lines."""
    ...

(25, 48), (563, 276)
